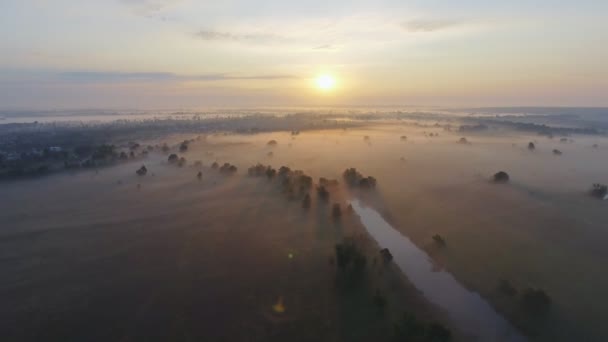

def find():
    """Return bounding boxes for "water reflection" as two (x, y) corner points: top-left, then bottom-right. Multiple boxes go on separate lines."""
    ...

(350, 199), (526, 342)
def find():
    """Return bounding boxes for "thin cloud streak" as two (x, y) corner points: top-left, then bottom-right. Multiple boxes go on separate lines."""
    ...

(194, 30), (283, 43)
(59, 71), (296, 83)
(401, 19), (460, 33)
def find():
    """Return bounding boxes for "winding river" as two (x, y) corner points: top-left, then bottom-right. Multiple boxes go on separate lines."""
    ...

(350, 199), (526, 342)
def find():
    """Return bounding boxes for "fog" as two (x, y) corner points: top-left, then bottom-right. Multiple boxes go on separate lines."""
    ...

(1, 113), (607, 341)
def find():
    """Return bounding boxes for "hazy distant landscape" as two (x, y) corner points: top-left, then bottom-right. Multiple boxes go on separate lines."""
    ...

(3, 0), (608, 341)
(2, 107), (607, 341)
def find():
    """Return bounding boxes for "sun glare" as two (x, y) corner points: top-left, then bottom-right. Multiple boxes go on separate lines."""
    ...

(316, 74), (336, 91)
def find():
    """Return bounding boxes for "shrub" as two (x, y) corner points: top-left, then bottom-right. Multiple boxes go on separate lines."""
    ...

(590, 183), (607, 198)
(393, 313), (452, 342)
(380, 248), (393, 263)
(136, 165), (147, 176)
(493, 171), (510, 183)
(432, 234), (446, 247)
(332, 203), (342, 218)
(302, 193), (311, 209)
(168, 154), (179, 164)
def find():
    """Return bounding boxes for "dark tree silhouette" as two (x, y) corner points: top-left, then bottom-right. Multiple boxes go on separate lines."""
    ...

(119, 151), (128, 160)
(332, 203), (342, 218)
(393, 312), (452, 342)
(432, 234), (446, 247)
(590, 183), (608, 198)
(528, 142), (536, 150)
(267, 140), (278, 146)
(458, 137), (469, 144)
(219, 163), (238, 175)
(161, 143), (170, 153)
(278, 166), (291, 177)
(211, 161), (219, 169)
(168, 154), (179, 164)
(359, 176), (377, 189)
(317, 185), (329, 200)
(197, 171), (202, 180)
(493, 171), (510, 183)
(179, 141), (189, 152)
(552, 149), (562, 155)
(380, 248), (393, 263)
(266, 167), (276, 179)
(136, 165), (148, 176)
(335, 241), (367, 275)
(248, 164), (267, 176)
(302, 193), (311, 209)
(373, 290), (387, 313)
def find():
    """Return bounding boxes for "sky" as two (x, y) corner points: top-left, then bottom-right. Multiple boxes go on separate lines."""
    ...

(1, 0), (607, 109)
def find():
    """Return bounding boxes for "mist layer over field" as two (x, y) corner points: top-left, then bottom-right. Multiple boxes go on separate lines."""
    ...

(1, 115), (607, 341)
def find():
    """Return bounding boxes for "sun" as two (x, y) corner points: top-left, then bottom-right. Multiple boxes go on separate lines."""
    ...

(315, 74), (336, 91)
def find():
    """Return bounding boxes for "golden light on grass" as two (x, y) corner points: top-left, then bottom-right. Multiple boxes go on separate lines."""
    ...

(315, 74), (336, 91)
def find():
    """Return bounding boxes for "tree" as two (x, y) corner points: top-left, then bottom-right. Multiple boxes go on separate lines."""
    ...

(211, 161), (219, 169)
(380, 248), (393, 263)
(219, 163), (237, 175)
(136, 165), (147, 176)
(373, 290), (387, 313)
(590, 183), (608, 198)
(458, 137), (469, 144)
(317, 185), (329, 200)
(332, 203), (342, 218)
(302, 193), (311, 209)
(197, 171), (202, 180)
(493, 171), (510, 183)
(393, 313), (452, 342)
(432, 234), (446, 247)
(267, 140), (278, 146)
(528, 142), (535, 150)
(335, 240), (367, 276)
(179, 141), (189, 152)
(266, 167), (276, 179)
(359, 176), (377, 189)
(552, 149), (562, 155)
(168, 154), (179, 164)
(161, 143), (170, 153)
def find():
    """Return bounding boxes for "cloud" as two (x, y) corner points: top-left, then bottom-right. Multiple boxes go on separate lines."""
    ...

(121, 0), (182, 18)
(312, 44), (335, 50)
(194, 30), (283, 43)
(401, 19), (460, 33)
(58, 71), (295, 83)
